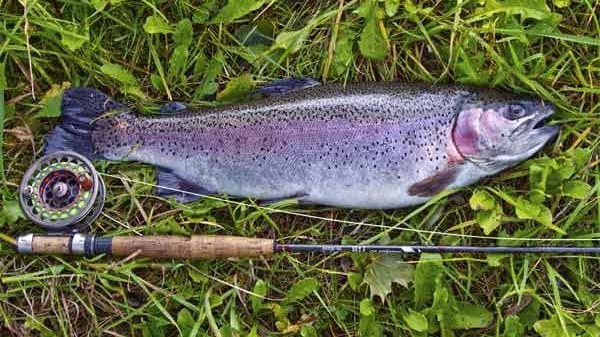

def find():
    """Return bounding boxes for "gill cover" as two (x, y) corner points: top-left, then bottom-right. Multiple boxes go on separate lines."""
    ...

(453, 98), (559, 172)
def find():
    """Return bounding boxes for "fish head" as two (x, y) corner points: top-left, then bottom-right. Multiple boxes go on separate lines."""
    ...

(453, 95), (559, 173)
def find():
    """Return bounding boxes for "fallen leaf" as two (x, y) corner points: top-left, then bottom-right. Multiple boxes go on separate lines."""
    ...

(562, 180), (592, 199)
(331, 26), (356, 76)
(284, 277), (319, 304)
(480, 0), (560, 23)
(100, 63), (139, 86)
(143, 15), (173, 34)
(0, 200), (25, 227)
(363, 254), (413, 301)
(355, 0), (389, 60)
(414, 253), (443, 308)
(217, 73), (255, 102)
(210, 0), (267, 24)
(402, 309), (428, 332)
(533, 317), (567, 337)
(469, 189), (496, 211)
(60, 25), (89, 51)
(35, 82), (70, 118)
(448, 303), (493, 329)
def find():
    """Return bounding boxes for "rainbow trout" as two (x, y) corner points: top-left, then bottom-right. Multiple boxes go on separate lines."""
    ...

(45, 79), (558, 209)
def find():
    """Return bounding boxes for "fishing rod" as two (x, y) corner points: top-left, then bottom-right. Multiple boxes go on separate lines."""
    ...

(9, 151), (600, 260)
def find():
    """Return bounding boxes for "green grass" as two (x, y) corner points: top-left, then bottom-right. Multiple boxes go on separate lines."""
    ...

(1, 0), (599, 336)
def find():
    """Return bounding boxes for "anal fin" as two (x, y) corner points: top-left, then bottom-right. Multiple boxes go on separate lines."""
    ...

(155, 168), (211, 203)
(259, 192), (308, 206)
(408, 166), (461, 197)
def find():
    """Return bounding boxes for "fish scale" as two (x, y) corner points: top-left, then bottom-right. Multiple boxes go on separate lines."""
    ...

(45, 81), (558, 209)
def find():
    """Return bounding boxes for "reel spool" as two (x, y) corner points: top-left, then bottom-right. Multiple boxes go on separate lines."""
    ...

(19, 151), (105, 232)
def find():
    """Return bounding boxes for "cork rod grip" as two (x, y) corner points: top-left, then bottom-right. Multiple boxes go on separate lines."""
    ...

(111, 235), (275, 259)
(30, 235), (72, 254)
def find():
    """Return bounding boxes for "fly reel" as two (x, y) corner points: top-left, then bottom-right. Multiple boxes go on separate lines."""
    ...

(19, 151), (105, 232)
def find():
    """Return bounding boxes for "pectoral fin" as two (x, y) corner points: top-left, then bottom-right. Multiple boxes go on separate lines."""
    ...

(155, 168), (212, 203)
(408, 166), (461, 197)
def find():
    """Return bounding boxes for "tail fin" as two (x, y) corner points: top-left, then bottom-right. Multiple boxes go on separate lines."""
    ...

(44, 88), (126, 159)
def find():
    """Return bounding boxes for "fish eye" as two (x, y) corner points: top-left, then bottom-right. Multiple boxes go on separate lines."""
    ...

(504, 104), (527, 120)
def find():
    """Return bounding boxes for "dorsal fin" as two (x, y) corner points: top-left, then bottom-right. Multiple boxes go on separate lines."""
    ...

(159, 101), (187, 114)
(257, 77), (320, 96)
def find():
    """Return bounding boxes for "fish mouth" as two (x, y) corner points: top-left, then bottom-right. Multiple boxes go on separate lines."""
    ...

(506, 107), (559, 164)
(530, 106), (559, 138)
(533, 116), (550, 129)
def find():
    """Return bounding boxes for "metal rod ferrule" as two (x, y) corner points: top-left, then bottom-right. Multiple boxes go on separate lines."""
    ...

(71, 233), (87, 254)
(16, 233), (34, 254)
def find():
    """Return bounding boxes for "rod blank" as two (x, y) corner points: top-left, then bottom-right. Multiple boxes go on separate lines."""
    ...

(15, 234), (600, 259)
(276, 244), (600, 254)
